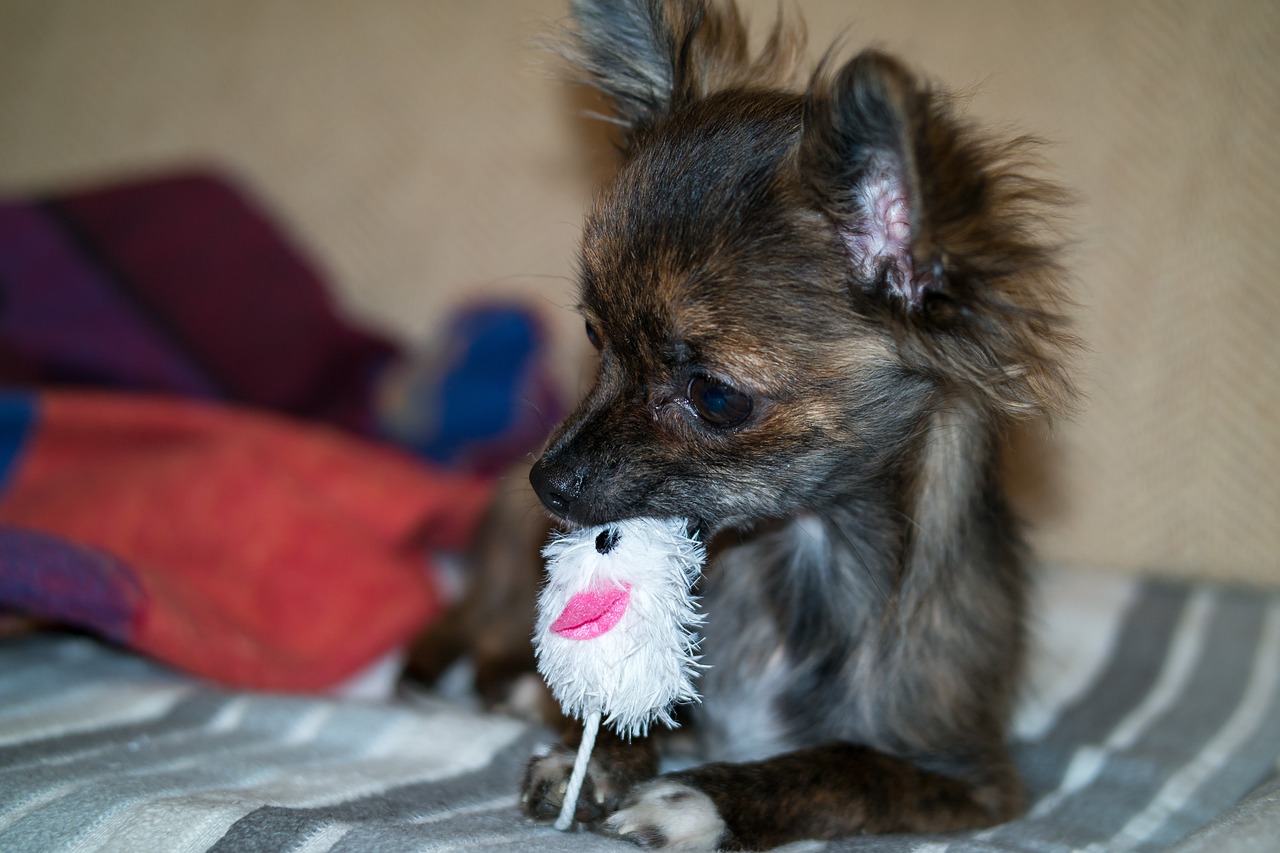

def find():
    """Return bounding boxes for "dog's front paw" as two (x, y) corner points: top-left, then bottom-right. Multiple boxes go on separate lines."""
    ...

(604, 778), (726, 851)
(520, 743), (629, 826)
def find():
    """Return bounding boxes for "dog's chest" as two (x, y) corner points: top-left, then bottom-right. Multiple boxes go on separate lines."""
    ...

(694, 577), (796, 763)
(692, 515), (878, 762)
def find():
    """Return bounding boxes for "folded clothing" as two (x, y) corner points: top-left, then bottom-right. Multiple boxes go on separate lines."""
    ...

(0, 169), (563, 474)
(0, 170), (398, 434)
(0, 391), (492, 691)
(0, 169), (561, 691)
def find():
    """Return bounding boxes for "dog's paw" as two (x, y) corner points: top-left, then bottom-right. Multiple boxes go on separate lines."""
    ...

(520, 743), (628, 826)
(604, 778), (726, 851)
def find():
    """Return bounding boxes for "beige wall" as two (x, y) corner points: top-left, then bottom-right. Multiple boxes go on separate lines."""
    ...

(3, 1), (1277, 586)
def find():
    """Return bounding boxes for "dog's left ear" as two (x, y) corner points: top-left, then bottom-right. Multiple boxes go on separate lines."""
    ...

(799, 51), (1077, 415)
(799, 51), (947, 315)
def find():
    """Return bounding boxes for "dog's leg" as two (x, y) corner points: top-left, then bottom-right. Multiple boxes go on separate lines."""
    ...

(522, 722), (660, 826)
(606, 743), (1018, 851)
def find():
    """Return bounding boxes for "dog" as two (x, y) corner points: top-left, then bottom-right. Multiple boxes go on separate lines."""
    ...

(421, 0), (1075, 849)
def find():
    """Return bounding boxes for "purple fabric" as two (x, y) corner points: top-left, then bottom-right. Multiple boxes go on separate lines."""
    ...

(0, 202), (217, 396)
(0, 172), (398, 435)
(0, 168), (561, 473)
(0, 525), (142, 643)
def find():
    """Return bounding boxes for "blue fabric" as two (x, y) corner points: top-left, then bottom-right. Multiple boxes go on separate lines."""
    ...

(420, 308), (539, 461)
(0, 391), (36, 493)
(381, 304), (562, 475)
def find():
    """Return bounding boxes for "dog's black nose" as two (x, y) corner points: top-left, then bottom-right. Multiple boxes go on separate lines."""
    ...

(529, 458), (577, 517)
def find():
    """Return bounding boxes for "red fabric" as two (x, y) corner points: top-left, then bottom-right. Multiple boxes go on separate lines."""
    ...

(0, 392), (493, 691)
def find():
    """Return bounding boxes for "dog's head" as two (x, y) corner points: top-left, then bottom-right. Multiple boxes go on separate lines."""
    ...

(531, 0), (1074, 532)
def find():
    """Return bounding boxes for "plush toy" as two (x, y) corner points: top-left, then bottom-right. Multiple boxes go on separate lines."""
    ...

(533, 516), (706, 830)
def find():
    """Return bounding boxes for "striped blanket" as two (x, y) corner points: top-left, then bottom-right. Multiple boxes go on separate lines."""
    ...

(1, 566), (1276, 852)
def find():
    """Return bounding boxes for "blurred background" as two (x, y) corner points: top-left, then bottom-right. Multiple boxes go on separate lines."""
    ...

(2, 0), (1277, 586)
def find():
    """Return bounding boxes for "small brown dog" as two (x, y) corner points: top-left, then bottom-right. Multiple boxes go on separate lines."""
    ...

(416, 0), (1075, 849)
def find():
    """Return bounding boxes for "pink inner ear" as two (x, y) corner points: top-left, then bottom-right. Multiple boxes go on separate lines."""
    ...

(844, 168), (919, 305)
(551, 583), (631, 640)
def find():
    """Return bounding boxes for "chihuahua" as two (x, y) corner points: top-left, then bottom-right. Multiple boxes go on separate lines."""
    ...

(456, 0), (1075, 849)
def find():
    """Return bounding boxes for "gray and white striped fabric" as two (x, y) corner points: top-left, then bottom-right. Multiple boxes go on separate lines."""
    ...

(2, 567), (1278, 853)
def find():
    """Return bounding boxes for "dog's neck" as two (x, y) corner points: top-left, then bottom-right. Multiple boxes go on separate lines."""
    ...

(801, 398), (1024, 749)
(768, 397), (1019, 651)
(699, 397), (1026, 758)
(904, 402), (1001, 583)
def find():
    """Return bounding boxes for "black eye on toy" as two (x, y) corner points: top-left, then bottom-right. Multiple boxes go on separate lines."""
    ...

(585, 321), (602, 350)
(687, 375), (752, 428)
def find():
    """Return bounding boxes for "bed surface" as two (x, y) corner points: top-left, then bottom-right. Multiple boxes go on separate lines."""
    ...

(4, 567), (1277, 853)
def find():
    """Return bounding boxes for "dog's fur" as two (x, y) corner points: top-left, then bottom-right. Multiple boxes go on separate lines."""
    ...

(435, 1), (1074, 849)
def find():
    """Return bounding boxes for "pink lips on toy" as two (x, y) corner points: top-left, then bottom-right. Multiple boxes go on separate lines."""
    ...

(551, 583), (631, 640)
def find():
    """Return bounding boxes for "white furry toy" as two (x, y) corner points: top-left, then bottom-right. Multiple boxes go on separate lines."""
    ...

(533, 516), (706, 830)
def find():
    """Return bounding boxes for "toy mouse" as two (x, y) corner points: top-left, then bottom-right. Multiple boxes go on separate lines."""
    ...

(533, 516), (705, 830)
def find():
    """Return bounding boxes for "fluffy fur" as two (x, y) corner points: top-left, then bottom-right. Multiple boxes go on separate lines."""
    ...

(535, 517), (705, 738)
(513, 0), (1076, 848)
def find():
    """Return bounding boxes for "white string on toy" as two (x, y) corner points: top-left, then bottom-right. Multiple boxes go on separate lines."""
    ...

(534, 517), (706, 830)
(554, 709), (600, 830)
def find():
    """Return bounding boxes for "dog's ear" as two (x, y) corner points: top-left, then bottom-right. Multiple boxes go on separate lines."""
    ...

(798, 51), (945, 314)
(562, 0), (803, 139)
(800, 51), (1076, 416)
(561, 0), (688, 128)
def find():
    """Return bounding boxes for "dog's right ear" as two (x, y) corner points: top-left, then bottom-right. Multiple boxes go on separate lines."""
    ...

(561, 0), (803, 141)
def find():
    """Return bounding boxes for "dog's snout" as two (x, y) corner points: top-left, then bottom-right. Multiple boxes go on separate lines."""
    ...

(529, 457), (580, 517)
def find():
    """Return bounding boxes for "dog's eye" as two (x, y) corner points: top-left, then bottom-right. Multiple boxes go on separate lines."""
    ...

(585, 321), (602, 350)
(687, 375), (752, 428)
